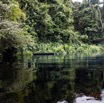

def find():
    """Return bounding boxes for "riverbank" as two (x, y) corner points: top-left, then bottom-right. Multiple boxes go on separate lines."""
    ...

(17, 43), (104, 58)
(33, 43), (104, 56)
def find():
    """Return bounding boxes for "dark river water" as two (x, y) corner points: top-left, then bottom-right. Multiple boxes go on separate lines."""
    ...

(0, 55), (104, 103)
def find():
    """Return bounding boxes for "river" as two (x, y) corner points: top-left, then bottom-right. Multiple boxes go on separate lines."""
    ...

(0, 54), (104, 103)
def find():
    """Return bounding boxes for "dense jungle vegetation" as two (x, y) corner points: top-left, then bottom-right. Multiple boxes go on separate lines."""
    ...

(0, 0), (104, 57)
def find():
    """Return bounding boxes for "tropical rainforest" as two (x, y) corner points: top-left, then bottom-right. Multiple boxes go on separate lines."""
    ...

(0, 0), (104, 58)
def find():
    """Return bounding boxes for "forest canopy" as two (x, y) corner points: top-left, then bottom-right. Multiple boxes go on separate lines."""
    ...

(0, 0), (104, 56)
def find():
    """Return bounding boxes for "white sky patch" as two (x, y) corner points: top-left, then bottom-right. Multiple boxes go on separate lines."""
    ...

(72, 0), (83, 2)
(72, 0), (103, 3)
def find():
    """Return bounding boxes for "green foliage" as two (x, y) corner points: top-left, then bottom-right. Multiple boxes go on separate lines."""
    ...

(0, 1), (26, 21)
(8, 2), (26, 21)
(73, 1), (103, 41)
(18, 0), (79, 43)
(0, 21), (23, 51)
(0, 0), (104, 56)
(0, 0), (34, 54)
(90, 0), (99, 4)
(34, 42), (104, 56)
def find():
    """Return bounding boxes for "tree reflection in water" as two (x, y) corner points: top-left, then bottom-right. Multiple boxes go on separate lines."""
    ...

(0, 55), (104, 103)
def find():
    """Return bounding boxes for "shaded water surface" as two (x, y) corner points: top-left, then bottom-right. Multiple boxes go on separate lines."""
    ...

(0, 55), (104, 103)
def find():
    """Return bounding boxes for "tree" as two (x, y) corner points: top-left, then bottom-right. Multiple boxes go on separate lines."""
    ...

(90, 0), (99, 4)
(18, 0), (79, 43)
(73, 0), (102, 41)
(0, 0), (34, 58)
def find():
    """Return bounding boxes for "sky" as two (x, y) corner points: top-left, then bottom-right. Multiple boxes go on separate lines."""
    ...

(72, 0), (103, 3)
(72, 0), (83, 2)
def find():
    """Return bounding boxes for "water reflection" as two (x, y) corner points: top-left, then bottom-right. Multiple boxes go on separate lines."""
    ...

(0, 58), (35, 103)
(0, 55), (104, 103)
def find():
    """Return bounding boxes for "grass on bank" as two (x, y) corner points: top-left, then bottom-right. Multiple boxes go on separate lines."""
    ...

(17, 42), (104, 57)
